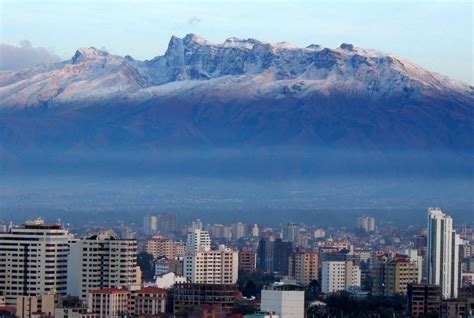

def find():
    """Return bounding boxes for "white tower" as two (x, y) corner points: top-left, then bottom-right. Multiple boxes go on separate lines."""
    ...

(427, 208), (460, 299)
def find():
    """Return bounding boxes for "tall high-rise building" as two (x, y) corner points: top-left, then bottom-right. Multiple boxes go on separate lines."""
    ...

(358, 216), (376, 232)
(143, 215), (158, 235)
(289, 250), (319, 286)
(282, 223), (300, 243)
(146, 236), (175, 259)
(257, 237), (293, 275)
(186, 229), (211, 252)
(251, 224), (259, 237)
(321, 260), (361, 293)
(0, 219), (70, 306)
(156, 213), (177, 234)
(183, 246), (239, 284)
(427, 208), (461, 299)
(67, 230), (137, 299)
(232, 222), (246, 240)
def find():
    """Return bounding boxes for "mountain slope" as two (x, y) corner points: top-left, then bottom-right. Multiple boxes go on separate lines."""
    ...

(0, 34), (472, 151)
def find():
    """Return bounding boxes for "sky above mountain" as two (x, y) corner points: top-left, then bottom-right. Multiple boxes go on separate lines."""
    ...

(1, 0), (472, 84)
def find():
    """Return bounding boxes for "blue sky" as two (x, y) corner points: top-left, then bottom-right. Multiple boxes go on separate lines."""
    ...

(1, 0), (472, 83)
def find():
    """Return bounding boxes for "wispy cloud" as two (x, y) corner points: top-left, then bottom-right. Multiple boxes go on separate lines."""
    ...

(0, 40), (61, 70)
(188, 16), (201, 25)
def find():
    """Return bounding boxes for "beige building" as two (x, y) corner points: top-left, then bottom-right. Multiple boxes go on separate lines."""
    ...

(184, 246), (239, 284)
(67, 230), (137, 300)
(146, 236), (175, 259)
(16, 293), (59, 318)
(0, 219), (70, 306)
(289, 250), (319, 286)
(87, 287), (167, 318)
(372, 254), (419, 296)
(87, 288), (129, 318)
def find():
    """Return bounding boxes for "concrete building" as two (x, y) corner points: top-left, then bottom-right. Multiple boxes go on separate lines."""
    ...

(289, 250), (319, 286)
(67, 230), (137, 300)
(232, 222), (246, 240)
(251, 224), (259, 237)
(427, 208), (461, 299)
(191, 219), (203, 231)
(87, 288), (129, 318)
(154, 257), (183, 276)
(143, 215), (158, 235)
(154, 272), (187, 289)
(439, 297), (474, 318)
(16, 293), (59, 318)
(260, 282), (305, 318)
(186, 229), (211, 252)
(128, 287), (167, 316)
(173, 283), (238, 316)
(146, 236), (175, 259)
(357, 216), (376, 232)
(184, 246), (239, 284)
(257, 238), (293, 275)
(239, 248), (257, 272)
(321, 260), (361, 293)
(407, 284), (441, 317)
(371, 254), (419, 296)
(0, 219), (70, 306)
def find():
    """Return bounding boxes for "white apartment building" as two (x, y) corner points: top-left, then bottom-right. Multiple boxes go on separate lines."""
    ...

(427, 207), (461, 299)
(0, 219), (70, 306)
(260, 283), (305, 318)
(87, 288), (129, 318)
(321, 260), (361, 293)
(143, 215), (158, 235)
(183, 246), (238, 284)
(67, 230), (137, 300)
(186, 229), (211, 252)
(358, 216), (376, 232)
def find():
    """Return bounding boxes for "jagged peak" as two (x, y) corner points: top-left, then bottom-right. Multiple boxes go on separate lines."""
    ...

(71, 47), (108, 63)
(183, 33), (209, 45)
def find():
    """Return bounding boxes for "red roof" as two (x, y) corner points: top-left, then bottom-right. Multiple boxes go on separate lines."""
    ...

(0, 306), (16, 312)
(137, 287), (167, 294)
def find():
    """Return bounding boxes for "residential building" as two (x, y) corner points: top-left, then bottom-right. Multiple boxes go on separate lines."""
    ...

(156, 212), (178, 234)
(16, 293), (59, 318)
(87, 288), (129, 318)
(184, 246), (238, 284)
(427, 208), (461, 299)
(282, 223), (300, 243)
(0, 219), (70, 306)
(260, 282), (305, 318)
(232, 222), (246, 240)
(371, 254), (419, 296)
(407, 284), (441, 317)
(191, 219), (203, 231)
(143, 215), (158, 235)
(439, 297), (474, 318)
(251, 224), (259, 237)
(186, 229), (211, 252)
(173, 283), (238, 316)
(357, 216), (375, 232)
(239, 248), (257, 272)
(155, 257), (183, 276)
(154, 272), (187, 289)
(289, 250), (319, 286)
(321, 260), (361, 293)
(128, 287), (167, 316)
(67, 230), (137, 300)
(146, 236), (175, 259)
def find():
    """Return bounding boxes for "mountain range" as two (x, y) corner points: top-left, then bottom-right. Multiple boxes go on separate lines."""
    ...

(0, 34), (472, 171)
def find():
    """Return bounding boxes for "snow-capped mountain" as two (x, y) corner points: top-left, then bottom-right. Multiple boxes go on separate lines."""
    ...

(1, 33), (471, 108)
(0, 34), (472, 150)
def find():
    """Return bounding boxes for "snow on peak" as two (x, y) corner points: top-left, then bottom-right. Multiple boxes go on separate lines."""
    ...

(183, 33), (209, 46)
(71, 47), (109, 63)
(222, 37), (261, 49)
